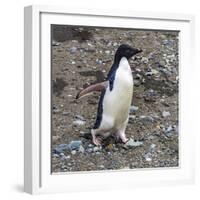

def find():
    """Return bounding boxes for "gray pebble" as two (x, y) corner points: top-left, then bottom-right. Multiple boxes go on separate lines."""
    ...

(68, 140), (82, 151)
(124, 138), (143, 149)
(73, 119), (85, 126)
(162, 111), (171, 118)
(105, 50), (110, 55)
(130, 105), (139, 113)
(79, 145), (85, 153)
(71, 150), (76, 155)
(69, 47), (77, 54)
(75, 115), (85, 121)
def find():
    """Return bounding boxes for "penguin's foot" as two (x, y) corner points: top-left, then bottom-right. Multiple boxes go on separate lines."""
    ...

(117, 132), (129, 143)
(92, 136), (102, 146)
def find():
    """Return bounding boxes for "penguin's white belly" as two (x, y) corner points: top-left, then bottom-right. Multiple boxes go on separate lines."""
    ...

(101, 57), (133, 130)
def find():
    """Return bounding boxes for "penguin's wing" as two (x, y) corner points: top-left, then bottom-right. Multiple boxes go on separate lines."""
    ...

(76, 81), (109, 99)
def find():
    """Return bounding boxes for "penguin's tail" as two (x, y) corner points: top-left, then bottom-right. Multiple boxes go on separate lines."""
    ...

(76, 81), (109, 99)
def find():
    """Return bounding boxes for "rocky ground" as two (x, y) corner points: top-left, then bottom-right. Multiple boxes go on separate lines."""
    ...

(51, 25), (179, 173)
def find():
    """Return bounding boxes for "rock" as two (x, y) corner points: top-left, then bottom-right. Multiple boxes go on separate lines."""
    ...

(93, 146), (101, 152)
(73, 119), (85, 126)
(69, 47), (77, 54)
(53, 153), (60, 158)
(144, 153), (152, 162)
(124, 138), (143, 149)
(71, 150), (76, 155)
(75, 115), (85, 121)
(145, 69), (159, 76)
(141, 57), (149, 63)
(165, 125), (173, 133)
(99, 165), (105, 169)
(79, 145), (85, 153)
(62, 111), (70, 116)
(68, 140), (82, 151)
(71, 61), (76, 65)
(150, 144), (156, 149)
(144, 89), (158, 102)
(139, 115), (154, 124)
(52, 41), (60, 46)
(53, 144), (69, 154)
(105, 50), (110, 55)
(130, 105), (139, 113)
(162, 111), (171, 118)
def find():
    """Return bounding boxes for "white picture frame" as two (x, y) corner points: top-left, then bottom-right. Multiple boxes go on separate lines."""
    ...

(24, 5), (195, 194)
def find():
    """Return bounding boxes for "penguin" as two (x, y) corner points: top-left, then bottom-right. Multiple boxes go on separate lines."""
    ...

(76, 44), (142, 145)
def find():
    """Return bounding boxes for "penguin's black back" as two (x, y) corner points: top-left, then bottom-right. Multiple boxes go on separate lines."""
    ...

(93, 89), (106, 129)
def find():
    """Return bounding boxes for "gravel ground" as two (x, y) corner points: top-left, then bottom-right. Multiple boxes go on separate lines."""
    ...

(51, 25), (179, 173)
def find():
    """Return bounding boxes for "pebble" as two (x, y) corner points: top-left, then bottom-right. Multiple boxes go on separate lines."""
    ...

(73, 119), (85, 126)
(124, 138), (143, 149)
(165, 125), (173, 133)
(52, 41), (60, 46)
(71, 150), (76, 155)
(141, 57), (149, 63)
(150, 144), (156, 149)
(139, 115), (154, 123)
(68, 140), (82, 151)
(71, 61), (76, 65)
(145, 69), (159, 76)
(69, 47), (77, 54)
(93, 146), (101, 152)
(53, 144), (69, 154)
(105, 50), (110, 55)
(79, 145), (85, 153)
(144, 153), (152, 162)
(62, 111), (70, 116)
(130, 105), (139, 113)
(75, 115), (85, 121)
(162, 111), (171, 118)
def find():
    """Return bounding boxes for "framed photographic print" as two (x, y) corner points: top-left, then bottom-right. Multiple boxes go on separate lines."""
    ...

(24, 5), (195, 194)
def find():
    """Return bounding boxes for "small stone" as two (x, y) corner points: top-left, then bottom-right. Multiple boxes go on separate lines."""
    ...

(79, 145), (85, 153)
(141, 57), (149, 63)
(93, 146), (101, 152)
(60, 153), (65, 157)
(69, 47), (77, 54)
(87, 148), (93, 153)
(53, 144), (69, 154)
(166, 125), (173, 133)
(105, 50), (110, 55)
(68, 140), (82, 151)
(75, 115), (85, 121)
(162, 111), (171, 118)
(73, 119), (85, 126)
(145, 69), (159, 76)
(150, 144), (156, 149)
(130, 105), (139, 113)
(71, 150), (76, 155)
(71, 61), (76, 65)
(62, 111), (70, 116)
(139, 115), (154, 123)
(53, 154), (60, 158)
(124, 138), (143, 149)
(88, 144), (94, 148)
(52, 41), (60, 46)
(99, 165), (105, 169)
(144, 153), (152, 162)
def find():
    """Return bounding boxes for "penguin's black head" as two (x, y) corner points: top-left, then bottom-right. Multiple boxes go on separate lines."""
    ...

(114, 44), (142, 61)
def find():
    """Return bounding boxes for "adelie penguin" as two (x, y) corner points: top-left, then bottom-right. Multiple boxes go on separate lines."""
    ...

(76, 44), (142, 145)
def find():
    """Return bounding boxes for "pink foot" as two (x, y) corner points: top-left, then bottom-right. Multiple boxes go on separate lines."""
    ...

(93, 137), (102, 146)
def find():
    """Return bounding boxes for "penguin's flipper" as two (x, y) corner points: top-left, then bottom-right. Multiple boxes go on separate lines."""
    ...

(76, 81), (109, 99)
